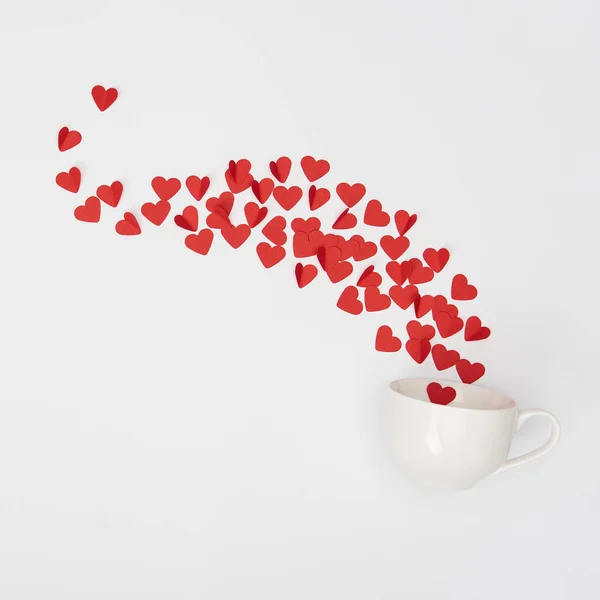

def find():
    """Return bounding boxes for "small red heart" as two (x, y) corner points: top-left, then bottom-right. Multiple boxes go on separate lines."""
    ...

(380, 235), (410, 260)
(74, 196), (100, 223)
(256, 242), (285, 268)
(408, 258), (434, 284)
(317, 245), (342, 271)
(293, 232), (315, 258)
(337, 237), (360, 261)
(295, 263), (318, 288)
(423, 248), (450, 273)
(456, 359), (486, 384)
(205, 206), (231, 229)
(262, 216), (287, 246)
(185, 176), (210, 201)
(174, 206), (199, 232)
(405, 339), (431, 364)
(386, 260), (412, 285)
(96, 181), (123, 207)
(91, 85), (118, 111)
(301, 156), (330, 182)
(115, 212), (141, 235)
(375, 326), (402, 353)
(406, 320), (436, 341)
(426, 382), (457, 406)
(337, 286), (363, 315)
(394, 210), (417, 235)
(291, 217), (321, 234)
(274, 185), (303, 210)
(432, 344), (460, 371)
(464, 316), (491, 341)
(452, 274), (478, 301)
(435, 311), (464, 339)
(185, 228), (214, 255)
(312, 232), (338, 253)
(251, 178), (275, 204)
(414, 294), (435, 318)
(56, 167), (81, 193)
(225, 159), (253, 193)
(206, 191), (234, 216)
(151, 177), (181, 202)
(364, 286), (391, 312)
(221, 223), (251, 249)
(357, 265), (382, 288)
(336, 182), (366, 208)
(363, 200), (390, 227)
(244, 202), (268, 228)
(432, 295), (453, 317)
(325, 260), (353, 284)
(141, 200), (171, 226)
(58, 127), (82, 152)
(269, 156), (292, 183)
(389, 285), (419, 309)
(332, 208), (357, 230)
(351, 235), (378, 261)
(308, 185), (331, 210)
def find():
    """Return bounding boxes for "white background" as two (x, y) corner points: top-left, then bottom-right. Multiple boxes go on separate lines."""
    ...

(1, 1), (599, 598)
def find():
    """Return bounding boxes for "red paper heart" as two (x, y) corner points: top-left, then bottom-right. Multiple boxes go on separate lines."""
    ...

(262, 216), (287, 246)
(225, 159), (253, 193)
(293, 232), (315, 258)
(337, 286), (363, 315)
(96, 181), (123, 207)
(408, 258), (434, 284)
(325, 259), (353, 284)
(269, 156), (292, 183)
(291, 217), (321, 234)
(295, 263), (318, 288)
(256, 242), (286, 268)
(351, 235), (378, 261)
(364, 199), (390, 227)
(74, 196), (100, 223)
(413, 294), (435, 318)
(221, 223), (251, 248)
(394, 210), (417, 235)
(456, 359), (485, 384)
(251, 178), (275, 204)
(357, 266), (382, 288)
(464, 316), (491, 341)
(435, 311), (464, 338)
(423, 248), (450, 273)
(206, 191), (234, 216)
(337, 237), (360, 261)
(336, 182), (366, 208)
(273, 185), (302, 210)
(317, 245), (342, 271)
(141, 200), (171, 226)
(406, 320), (436, 341)
(431, 295), (451, 317)
(151, 177), (181, 202)
(386, 260), (412, 286)
(452, 274), (478, 301)
(56, 167), (81, 193)
(389, 285), (419, 310)
(57, 127), (82, 152)
(375, 326), (402, 353)
(380, 235), (410, 260)
(405, 339), (431, 364)
(185, 228), (214, 255)
(313, 232), (338, 253)
(205, 207), (231, 229)
(91, 85), (118, 111)
(431, 344), (460, 371)
(426, 382), (457, 406)
(308, 185), (331, 210)
(365, 286), (391, 312)
(300, 156), (330, 182)
(244, 202), (268, 228)
(174, 206), (199, 232)
(115, 212), (141, 235)
(332, 208), (357, 230)
(185, 176), (210, 201)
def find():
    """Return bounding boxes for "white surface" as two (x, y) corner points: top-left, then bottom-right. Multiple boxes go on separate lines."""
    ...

(1, 1), (599, 598)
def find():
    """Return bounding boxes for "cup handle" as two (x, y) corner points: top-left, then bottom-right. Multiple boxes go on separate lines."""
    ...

(495, 409), (561, 474)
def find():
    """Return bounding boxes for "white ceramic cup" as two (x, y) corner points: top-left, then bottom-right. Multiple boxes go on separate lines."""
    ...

(383, 378), (560, 490)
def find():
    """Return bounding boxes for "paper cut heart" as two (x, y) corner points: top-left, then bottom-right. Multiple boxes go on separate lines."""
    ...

(452, 274), (478, 301)
(256, 242), (285, 268)
(389, 284), (418, 310)
(91, 85), (118, 111)
(295, 263), (318, 288)
(332, 208), (357, 230)
(337, 237), (360, 261)
(293, 232), (315, 258)
(375, 326), (402, 352)
(221, 223), (251, 249)
(301, 156), (330, 181)
(244, 202), (268, 228)
(141, 200), (171, 226)
(58, 127), (82, 152)
(291, 217), (321, 234)
(269, 156), (292, 183)
(414, 294), (435, 318)
(406, 320), (436, 341)
(464, 316), (491, 341)
(96, 181), (123, 207)
(431, 295), (456, 317)
(357, 266), (382, 288)
(225, 159), (253, 193)
(324, 258), (353, 284)
(205, 206), (231, 229)
(456, 359), (485, 384)
(317, 245), (342, 271)
(185, 175), (210, 201)
(274, 186), (302, 210)
(405, 339), (431, 364)
(423, 248), (450, 273)
(151, 176), (181, 202)
(251, 178), (275, 204)
(337, 286), (363, 315)
(434, 311), (464, 339)
(312, 232), (338, 253)
(56, 167), (81, 193)
(365, 286), (391, 312)
(174, 206), (199, 232)
(394, 210), (417, 235)
(308, 185), (331, 210)
(74, 196), (100, 223)
(431, 344), (460, 371)
(408, 258), (434, 284)
(206, 191), (234, 216)
(185, 229), (214, 255)
(115, 212), (141, 235)
(426, 382), (457, 406)
(351, 235), (378, 261)
(262, 216), (287, 246)
(386, 260), (412, 286)
(336, 183), (366, 208)
(364, 200), (390, 227)
(380, 235), (410, 260)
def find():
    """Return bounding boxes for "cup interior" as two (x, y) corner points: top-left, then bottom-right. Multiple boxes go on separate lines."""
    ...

(390, 378), (516, 410)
